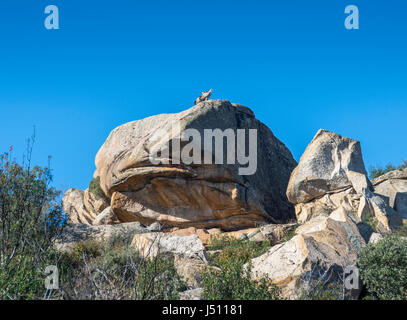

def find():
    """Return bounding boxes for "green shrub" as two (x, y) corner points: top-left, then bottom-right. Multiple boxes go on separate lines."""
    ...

(58, 237), (185, 300)
(0, 139), (64, 300)
(369, 160), (407, 179)
(203, 237), (280, 300)
(207, 236), (270, 265)
(282, 224), (300, 242)
(358, 235), (407, 300)
(361, 211), (377, 232)
(88, 176), (107, 199)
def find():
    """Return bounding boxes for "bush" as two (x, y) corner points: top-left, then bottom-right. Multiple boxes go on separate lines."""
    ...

(58, 237), (186, 300)
(0, 138), (65, 299)
(202, 236), (280, 300)
(207, 236), (271, 265)
(88, 176), (107, 199)
(358, 235), (407, 300)
(369, 160), (407, 179)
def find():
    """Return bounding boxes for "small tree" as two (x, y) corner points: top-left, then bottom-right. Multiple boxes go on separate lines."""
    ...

(358, 235), (407, 300)
(0, 135), (65, 299)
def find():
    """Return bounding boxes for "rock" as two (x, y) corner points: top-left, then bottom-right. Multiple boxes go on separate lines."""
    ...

(131, 232), (208, 262)
(169, 227), (212, 245)
(286, 129), (371, 205)
(179, 288), (204, 300)
(147, 222), (163, 232)
(83, 188), (109, 216)
(63, 188), (111, 225)
(55, 221), (148, 251)
(174, 256), (214, 288)
(356, 221), (374, 243)
(247, 229), (260, 238)
(93, 206), (120, 226)
(168, 227), (260, 245)
(286, 129), (402, 233)
(248, 208), (365, 299)
(368, 232), (383, 244)
(62, 189), (97, 224)
(239, 233), (248, 240)
(255, 223), (297, 244)
(372, 169), (407, 220)
(94, 99), (297, 230)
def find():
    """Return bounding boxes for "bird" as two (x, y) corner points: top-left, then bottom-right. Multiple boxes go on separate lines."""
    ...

(194, 89), (213, 105)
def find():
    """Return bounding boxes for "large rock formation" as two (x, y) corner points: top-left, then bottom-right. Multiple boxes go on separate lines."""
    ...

(372, 169), (407, 221)
(90, 99), (297, 230)
(286, 129), (402, 233)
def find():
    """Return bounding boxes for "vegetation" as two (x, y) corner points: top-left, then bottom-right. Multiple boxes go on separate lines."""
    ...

(368, 160), (407, 179)
(358, 235), (407, 300)
(0, 137), (65, 299)
(58, 237), (186, 300)
(0, 138), (184, 300)
(202, 236), (280, 300)
(361, 211), (377, 233)
(88, 176), (107, 199)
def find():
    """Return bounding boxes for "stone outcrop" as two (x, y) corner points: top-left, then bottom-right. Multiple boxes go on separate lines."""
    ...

(92, 99), (297, 230)
(372, 168), (407, 220)
(248, 223), (297, 243)
(286, 129), (402, 233)
(131, 232), (208, 262)
(92, 207), (120, 226)
(63, 188), (112, 225)
(249, 208), (365, 299)
(55, 221), (149, 251)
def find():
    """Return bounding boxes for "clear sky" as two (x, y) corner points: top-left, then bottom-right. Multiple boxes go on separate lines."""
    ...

(0, 0), (406, 192)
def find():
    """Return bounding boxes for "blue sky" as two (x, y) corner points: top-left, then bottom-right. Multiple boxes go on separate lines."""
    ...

(0, 0), (406, 192)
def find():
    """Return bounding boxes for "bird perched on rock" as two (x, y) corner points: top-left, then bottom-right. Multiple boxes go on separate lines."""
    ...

(194, 89), (213, 105)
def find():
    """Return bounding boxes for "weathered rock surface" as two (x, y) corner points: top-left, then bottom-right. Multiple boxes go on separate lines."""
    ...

(62, 189), (97, 224)
(372, 169), (407, 220)
(83, 189), (109, 217)
(173, 256), (215, 288)
(168, 226), (260, 245)
(286, 129), (402, 233)
(55, 221), (149, 251)
(93, 99), (297, 230)
(131, 232), (208, 262)
(368, 232), (383, 244)
(63, 188), (110, 225)
(179, 288), (204, 300)
(248, 223), (297, 244)
(92, 206), (120, 226)
(249, 208), (365, 299)
(286, 129), (371, 205)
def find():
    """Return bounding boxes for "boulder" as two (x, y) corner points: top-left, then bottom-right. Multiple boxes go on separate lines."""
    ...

(131, 232), (208, 262)
(286, 129), (371, 205)
(173, 256), (214, 288)
(248, 208), (365, 299)
(94, 99), (297, 230)
(62, 189), (97, 224)
(286, 129), (402, 233)
(179, 288), (204, 300)
(372, 169), (407, 220)
(249, 223), (297, 244)
(92, 206), (120, 226)
(55, 221), (149, 251)
(368, 232), (383, 244)
(63, 188), (112, 225)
